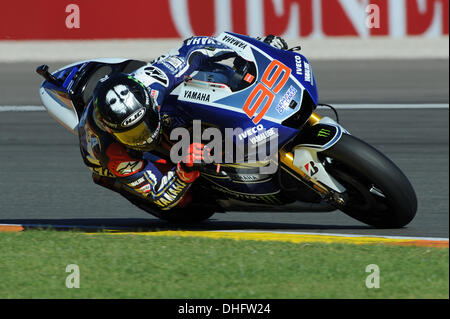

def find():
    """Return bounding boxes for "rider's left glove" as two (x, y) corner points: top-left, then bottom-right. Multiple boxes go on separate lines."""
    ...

(260, 35), (288, 50)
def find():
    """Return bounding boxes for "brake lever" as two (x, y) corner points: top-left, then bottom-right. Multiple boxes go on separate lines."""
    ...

(288, 46), (302, 52)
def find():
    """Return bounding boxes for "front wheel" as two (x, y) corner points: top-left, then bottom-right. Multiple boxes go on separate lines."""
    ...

(321, 134), (417, 228)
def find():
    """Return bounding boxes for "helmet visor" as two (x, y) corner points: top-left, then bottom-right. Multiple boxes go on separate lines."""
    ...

(113, 120), (160, 150)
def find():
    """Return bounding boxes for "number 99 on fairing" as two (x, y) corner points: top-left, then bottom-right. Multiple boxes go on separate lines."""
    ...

(243, 59), (291, 124)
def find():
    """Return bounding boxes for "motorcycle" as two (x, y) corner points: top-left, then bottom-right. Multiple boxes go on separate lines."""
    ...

(36, 32), (417, 228)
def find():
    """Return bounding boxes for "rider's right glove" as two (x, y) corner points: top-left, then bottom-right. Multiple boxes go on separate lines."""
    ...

(176, 143), (210, 183)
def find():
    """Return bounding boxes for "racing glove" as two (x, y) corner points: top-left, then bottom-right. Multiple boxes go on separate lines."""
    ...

(260, 35), (288, 50)
(176, 143), (210, 183)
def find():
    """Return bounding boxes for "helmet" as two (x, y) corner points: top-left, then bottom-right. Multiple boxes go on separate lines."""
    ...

(92, 72), (161, 151)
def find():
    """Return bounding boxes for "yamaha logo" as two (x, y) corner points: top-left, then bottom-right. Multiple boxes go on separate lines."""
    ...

(121, 108), (146, 127)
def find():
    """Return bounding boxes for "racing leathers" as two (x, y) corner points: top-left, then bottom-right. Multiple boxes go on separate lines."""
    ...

(78, 36), (237, 210)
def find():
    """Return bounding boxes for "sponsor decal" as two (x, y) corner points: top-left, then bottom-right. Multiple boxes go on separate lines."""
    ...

(4, 2), (448, 41)
(127, 177), (146, 187)
(294, 55), (303, 75)
(162, 56), (185, 72)
(228, 173), (260, 182)
(152, 53), (169, 64)
(143, 66), (169, 87)
(157, 171), (175, 193)
(116, 161), (144, 175)
(249, 127), (277, 145)
(183, 90), (210, 102)
(91, 166), (115, 177)
(150, 89), (159, 100)
(154, 179), (188, 208)
(185, 37), (218, 46)
(304, 161), (319, 176)
(144, 170), (158, 185)
(276, 85), (297, 114)
(161, 113), (172, 127)
(304, 62), (312, 84)
(85, 128), (101, 163)
(221, 35), (248, 49)
(317, 128), (331, 137)
(138, 183), (151, 193)
(243, 73), (255, 83)
(99, 74), (109, 82)
(165, 56), (183, 69)
(121, 107), (146, 127)
(238, 124), (264, 141)
(209, 83), (226, 89)
(101, 118), (120, 129)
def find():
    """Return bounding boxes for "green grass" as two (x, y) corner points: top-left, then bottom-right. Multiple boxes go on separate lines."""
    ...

(0, 230), (448, 299)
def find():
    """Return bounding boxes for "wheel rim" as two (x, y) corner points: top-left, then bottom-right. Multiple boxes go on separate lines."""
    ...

(326, 161), (392, 221)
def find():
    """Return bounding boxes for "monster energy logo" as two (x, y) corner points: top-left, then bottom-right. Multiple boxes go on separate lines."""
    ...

(317, 128), (331, 137)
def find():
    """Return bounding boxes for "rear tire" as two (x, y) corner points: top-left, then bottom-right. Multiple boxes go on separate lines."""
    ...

(321, 134), (417, 228)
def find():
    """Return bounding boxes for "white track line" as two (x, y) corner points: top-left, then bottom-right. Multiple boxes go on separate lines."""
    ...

(326, 104), (449, 109)
(0, 105), (45, 111)
(0, 104), (448, 112)
(209, 229), (449, 241)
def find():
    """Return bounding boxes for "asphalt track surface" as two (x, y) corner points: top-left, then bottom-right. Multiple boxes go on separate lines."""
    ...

(0, 60), (448, 238)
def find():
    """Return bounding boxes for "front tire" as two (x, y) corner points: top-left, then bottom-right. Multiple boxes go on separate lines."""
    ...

(321, 134), (417, 228)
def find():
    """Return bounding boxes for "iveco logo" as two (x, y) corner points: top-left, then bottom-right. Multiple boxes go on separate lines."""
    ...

(238, 124), (264, 140)
(121, 108), (146, 127)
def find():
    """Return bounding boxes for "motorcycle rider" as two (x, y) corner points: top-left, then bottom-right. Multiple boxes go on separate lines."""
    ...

(78, 34), (288, 211)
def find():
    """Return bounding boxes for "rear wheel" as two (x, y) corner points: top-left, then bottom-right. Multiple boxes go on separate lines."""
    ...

(321, 134), (417, 228)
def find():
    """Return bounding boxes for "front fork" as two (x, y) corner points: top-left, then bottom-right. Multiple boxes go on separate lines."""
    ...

(307, 112), (323, 126)
(279, 112), (347, 204)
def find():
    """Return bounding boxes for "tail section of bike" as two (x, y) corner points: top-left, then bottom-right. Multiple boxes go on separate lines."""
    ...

(37, 59), (147, 135)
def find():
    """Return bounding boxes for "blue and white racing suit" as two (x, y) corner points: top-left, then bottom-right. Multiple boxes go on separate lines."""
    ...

(78, 36), (237, 210)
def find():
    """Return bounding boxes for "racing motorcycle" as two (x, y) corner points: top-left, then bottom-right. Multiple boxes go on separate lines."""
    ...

(36, 32), (417, 228)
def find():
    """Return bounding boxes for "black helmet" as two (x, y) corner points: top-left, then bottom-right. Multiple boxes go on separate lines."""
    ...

(92, 72), (161, 151)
